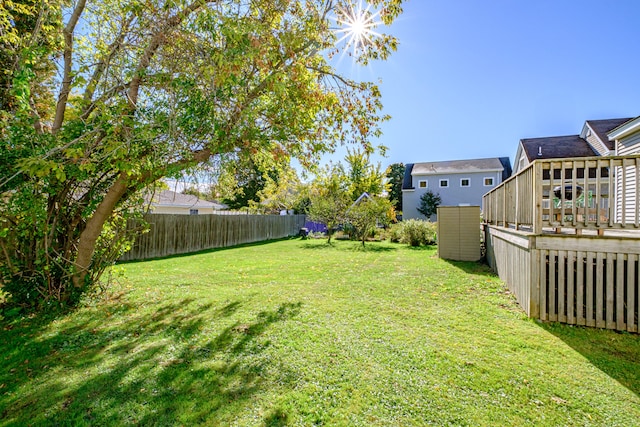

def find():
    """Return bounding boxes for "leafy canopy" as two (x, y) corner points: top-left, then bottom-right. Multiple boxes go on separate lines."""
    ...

(0, 0), (404, 307)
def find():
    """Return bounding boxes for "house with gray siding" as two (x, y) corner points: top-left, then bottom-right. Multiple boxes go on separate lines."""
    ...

(607, 116), (640, 223)
(402, 157), (512, 221)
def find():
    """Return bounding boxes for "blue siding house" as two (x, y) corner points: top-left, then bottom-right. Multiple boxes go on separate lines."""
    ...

(402, 157), (512, 221)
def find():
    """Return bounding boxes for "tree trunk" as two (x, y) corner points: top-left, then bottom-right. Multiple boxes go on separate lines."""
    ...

(72, 174), (129, 288)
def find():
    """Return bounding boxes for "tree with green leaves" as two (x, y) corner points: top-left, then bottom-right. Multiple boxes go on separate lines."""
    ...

(217, 157), (276, 210)
(417, 190), (442, 219)
(253, 164), (305, 214)
(344, 148), (386, 200)
(346, 194), (393, 246)
(385, 162), (404, 212)
(307, 165), (350, 243)
(0, 0), (404, 307)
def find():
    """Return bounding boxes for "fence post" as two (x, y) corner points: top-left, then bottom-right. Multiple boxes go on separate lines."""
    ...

(533, 161), (543, 234)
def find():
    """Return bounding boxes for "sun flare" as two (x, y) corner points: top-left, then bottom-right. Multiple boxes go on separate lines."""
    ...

(334, 1), (382, 57)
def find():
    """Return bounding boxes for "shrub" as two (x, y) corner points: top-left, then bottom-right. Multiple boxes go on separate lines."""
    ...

(391, 219), (437, 246)
(387, 224), (404, 243)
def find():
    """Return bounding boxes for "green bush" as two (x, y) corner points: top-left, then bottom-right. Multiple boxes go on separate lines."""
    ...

(389, 219), (437, 246)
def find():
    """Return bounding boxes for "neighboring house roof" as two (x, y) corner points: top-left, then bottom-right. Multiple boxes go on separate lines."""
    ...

(520, 135), (597, 161)
(149, 190), (226, 210)
(403, 157), (511, 190)
(411, 157), (510, 176)
(607, 116), (640, 141)
(403, 163), (415, 190)
(352, 192), (373, 205)
(584, 117), (634, 151)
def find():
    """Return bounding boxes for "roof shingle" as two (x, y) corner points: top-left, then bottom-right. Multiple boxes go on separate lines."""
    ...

(520, 135), (596, 161)
(585, 117), (634, 150)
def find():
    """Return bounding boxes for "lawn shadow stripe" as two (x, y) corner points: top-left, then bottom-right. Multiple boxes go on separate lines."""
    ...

(539, 322), (640, 398)
(0, 298), (302, 425)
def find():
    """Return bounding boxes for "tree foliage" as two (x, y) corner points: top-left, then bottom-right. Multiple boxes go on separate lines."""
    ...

(417, 190), (442, 219)
(0, 0), (404, 307)
(385, 162), (404, 211)
(307, 165), (350, 243)
(344, 148), (386, 200)
(253, 164), (305, 214)
(346, 195), (393, 246)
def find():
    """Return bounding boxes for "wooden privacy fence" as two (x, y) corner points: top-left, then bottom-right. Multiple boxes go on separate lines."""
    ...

(485, 226), (640, 333)
(120, 214), (306, 261)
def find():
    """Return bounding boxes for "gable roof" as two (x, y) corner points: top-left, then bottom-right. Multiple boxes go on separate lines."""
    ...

(411, 157), (509, 176)
(584, 117), (634, 150)
(607, 116), (640, 140)
(520, 135), (597, 161)
(149, 190), (225, 210)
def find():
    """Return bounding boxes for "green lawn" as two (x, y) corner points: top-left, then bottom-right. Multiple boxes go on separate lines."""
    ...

(1, 238), (639, 426)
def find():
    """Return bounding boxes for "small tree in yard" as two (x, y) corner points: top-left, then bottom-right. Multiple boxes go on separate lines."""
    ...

(346, 196), (394, 246)
(307, 166), (350, 243)
(417, 190), (442, 219)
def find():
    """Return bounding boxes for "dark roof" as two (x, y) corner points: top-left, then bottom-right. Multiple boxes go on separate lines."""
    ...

(520, 135), (597, 161)
(402, 163), (414, 190)
(498, 157), (512, 181)
(585, 118), (634, 150)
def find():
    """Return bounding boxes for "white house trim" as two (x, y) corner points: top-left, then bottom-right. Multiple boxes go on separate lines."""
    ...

(608, 117), (640, 140)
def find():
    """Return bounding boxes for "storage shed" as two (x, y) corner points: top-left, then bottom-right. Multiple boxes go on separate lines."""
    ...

(437, 206), (481, 261)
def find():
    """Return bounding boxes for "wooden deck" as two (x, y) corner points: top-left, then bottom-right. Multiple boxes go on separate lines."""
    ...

(484, 225), (640, 332)
(482, 155), (640, 333)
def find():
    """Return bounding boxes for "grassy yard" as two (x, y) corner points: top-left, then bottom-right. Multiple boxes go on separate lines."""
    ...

(1, 238), (639, 426)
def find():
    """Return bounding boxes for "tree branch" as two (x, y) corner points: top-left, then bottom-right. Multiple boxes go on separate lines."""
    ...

(52, 0), (87, 133)
(81, 15), (134, 112)
(127, 0), (217, 111)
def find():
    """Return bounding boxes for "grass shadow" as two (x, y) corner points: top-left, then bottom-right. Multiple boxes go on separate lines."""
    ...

(298, 240), (399, 252)
(0, 298), (301, 425)
(404, 244), (437, 251)
(539, 322), (640, 398)
(442, 258), (498, 277)
(118, 236), (299, 264)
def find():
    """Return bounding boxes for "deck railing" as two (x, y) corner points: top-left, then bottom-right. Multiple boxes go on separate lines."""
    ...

(483, 155), (640, 234)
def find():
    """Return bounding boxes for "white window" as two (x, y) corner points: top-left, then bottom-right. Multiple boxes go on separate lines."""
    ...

(418, 180), (428, 189)
(483, 177), (494, 187)
(460, 178), (470, 187)
(189, 209), (199, 215)
(439, 179), (449, 188)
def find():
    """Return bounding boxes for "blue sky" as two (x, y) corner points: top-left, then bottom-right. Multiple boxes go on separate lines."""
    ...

(331, 0), (640, 170)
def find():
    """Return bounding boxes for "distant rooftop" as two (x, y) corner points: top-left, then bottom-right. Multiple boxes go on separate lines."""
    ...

(411, 157), (510, 175)
(148, 190), (227, 210)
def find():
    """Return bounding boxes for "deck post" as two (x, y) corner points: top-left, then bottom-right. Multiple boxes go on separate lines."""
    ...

(533, 162), (543, 234)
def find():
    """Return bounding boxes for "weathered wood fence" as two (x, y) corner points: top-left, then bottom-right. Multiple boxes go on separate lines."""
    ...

(485, 225), (639, 333)
(120, 214), (306, 261)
